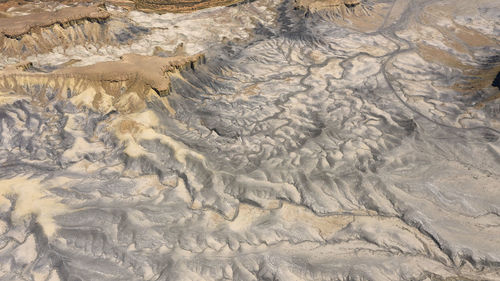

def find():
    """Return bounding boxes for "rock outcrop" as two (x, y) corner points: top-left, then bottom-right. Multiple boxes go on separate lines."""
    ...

(294, 0), (366, 17)
(132, 0), (245, 13)
(0, 53), (205, 113)
(0, 5), (111, 58)
(0, 5), (109, 38)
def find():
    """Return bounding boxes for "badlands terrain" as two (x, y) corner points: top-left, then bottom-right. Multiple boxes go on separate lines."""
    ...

(0, 0), (499, 280)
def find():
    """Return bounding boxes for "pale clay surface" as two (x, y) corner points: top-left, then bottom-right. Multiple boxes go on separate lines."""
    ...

(0, 0), (499, 280)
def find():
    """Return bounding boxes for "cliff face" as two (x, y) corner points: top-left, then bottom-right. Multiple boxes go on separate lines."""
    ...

(293, 0), (366, 17)
(0, 5), (109, 38)
(0, 53), (205, 114)
(132, 0), (245, 12)
(0, 5), (109, 58)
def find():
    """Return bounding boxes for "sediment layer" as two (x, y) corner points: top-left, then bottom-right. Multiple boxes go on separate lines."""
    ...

(0, 53), (204, 112)
(133, 0), (245, 13)
(294, 0), (366, 16)
(0, 5), (112, 58)
(0, 5), (109, 38)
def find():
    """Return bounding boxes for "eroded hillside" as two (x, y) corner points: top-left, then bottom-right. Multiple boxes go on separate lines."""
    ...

(0, 0), (499, 280)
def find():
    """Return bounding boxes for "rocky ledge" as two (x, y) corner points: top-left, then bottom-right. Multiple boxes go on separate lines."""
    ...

(0, 53), (205, 113)
(0, 5), (109, 38)
(132, 0), (245, 13)
(293, 0), (366, 16)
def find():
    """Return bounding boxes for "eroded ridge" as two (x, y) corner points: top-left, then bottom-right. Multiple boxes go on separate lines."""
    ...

(293, 0), (368, 17)
(133, 0), (244, 13)
(0, 5), (112, 58)
(0, 0), (499, 280)
(0, 5), (109, 38)
(0, 53), (204, 113)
